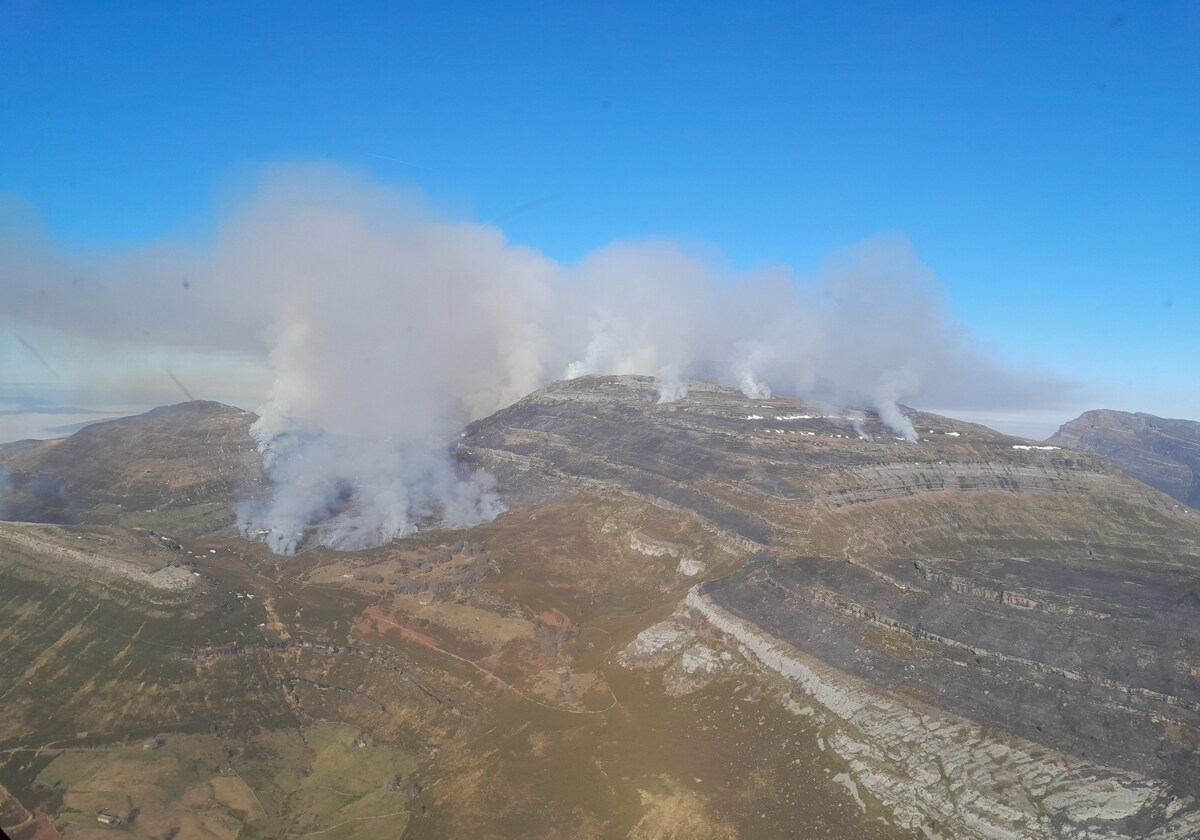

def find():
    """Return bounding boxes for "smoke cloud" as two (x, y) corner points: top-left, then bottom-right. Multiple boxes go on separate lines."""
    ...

(0, 164), (1075, 552)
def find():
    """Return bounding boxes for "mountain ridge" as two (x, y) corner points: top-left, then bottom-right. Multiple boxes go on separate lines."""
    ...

(1, 378), (1199, 838)
(1050, 408), (1200, 508)
(0, 399), (262, 533)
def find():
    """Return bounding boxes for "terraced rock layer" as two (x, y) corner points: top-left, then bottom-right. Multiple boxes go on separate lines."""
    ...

(460, 376), (1186, 555)
(696, 554), (1200, 838)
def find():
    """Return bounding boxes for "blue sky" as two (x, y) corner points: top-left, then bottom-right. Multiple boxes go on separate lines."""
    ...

(1, 1), (1197, 435)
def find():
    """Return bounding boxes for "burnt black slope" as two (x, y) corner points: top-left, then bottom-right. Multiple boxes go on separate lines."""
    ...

(1051, 409), (1200, 508)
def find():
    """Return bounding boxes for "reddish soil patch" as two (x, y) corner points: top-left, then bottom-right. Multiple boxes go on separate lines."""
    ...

(9, 812), (62, 840)
(535, 608), (572, 629)
(359, 606), (442, 649)
(27, 815), (63, 840)
(355, 606), (493, 660)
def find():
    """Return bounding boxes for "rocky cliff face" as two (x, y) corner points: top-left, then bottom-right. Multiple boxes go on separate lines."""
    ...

(1051, 409), (1200, 508)
(688, 552), (1200, 838)
(681, 583), (1200, 840)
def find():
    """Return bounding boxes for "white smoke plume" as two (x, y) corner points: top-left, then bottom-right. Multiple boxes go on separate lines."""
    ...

(730, 340), (776, 400)
(0, 165), (1076, 553)
(240, 411), (502, 554)
(872, 368), (920, 442)
(847, 411), (872, 441)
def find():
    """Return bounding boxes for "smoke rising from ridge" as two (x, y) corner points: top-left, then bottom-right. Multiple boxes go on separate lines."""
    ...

(0, 165), (1075, 552)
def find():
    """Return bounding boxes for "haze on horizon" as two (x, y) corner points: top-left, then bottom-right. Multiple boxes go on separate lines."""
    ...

(2, 1), (1197, 445)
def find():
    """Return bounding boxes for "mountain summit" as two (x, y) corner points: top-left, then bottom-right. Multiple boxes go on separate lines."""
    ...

(0, 400), (261, 532)
(1051, 409), (1200, 508)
